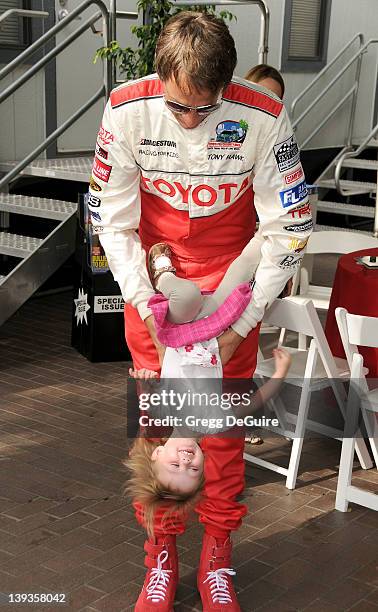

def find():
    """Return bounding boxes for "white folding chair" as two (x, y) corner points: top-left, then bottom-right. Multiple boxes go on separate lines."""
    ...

(335, 310), (378, 512)
(290, 230), (378, 311)
(335, 307), (378, 468)
(245, 298), (373, 490)
(279, 230), (378, 349)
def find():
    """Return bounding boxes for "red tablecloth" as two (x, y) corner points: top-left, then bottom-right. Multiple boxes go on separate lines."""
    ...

(325, 247), (378, 378)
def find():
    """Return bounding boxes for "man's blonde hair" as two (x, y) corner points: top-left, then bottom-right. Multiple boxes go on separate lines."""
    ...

(155, 11), (237, 94)
(124, 438), (205, 538)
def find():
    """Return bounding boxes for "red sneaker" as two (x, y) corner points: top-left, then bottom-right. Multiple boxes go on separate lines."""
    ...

(135, 535), (178, 611)
(197, 533), (240, 611)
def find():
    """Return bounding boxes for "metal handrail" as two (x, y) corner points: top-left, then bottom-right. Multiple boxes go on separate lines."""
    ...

(174, 0), (269, 63)
(0, 12), (104, 105)
(331, 38), (378, 237)
(292, 40), (369, 131)
(0, 0), (111, 193)
(291, 33), (364, 119)
(335, 120), (378, 194)
(0, 9), (49, 26)
(0, 0), (111, 93)
(0, 87), (104, 191)
(300, 85), (357, 149)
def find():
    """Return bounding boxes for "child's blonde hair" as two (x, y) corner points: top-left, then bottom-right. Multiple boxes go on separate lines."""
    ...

(123, 438), (205, 538)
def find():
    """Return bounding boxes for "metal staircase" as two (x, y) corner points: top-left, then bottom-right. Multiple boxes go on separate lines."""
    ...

(0, 158), (92, 324)
(291, 35), (378, 238)
(0, 1), (138, 326)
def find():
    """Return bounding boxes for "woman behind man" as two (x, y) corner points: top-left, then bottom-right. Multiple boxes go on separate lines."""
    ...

(245, 63), (285, 99)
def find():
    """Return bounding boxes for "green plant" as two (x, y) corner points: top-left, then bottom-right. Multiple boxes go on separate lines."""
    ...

(94, 0), (236, 81)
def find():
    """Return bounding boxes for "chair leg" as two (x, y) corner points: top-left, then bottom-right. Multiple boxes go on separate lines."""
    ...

(298, 333), (307, 350)
(361, 408), (378, 468)
(278, 327), (286, 346)
(354, 436), (374, 470)
(336, 380), (363, 512)
(285, 386), (311, 490)
(329, 377), (373, 471)
(285, 341), (316, 490)
(335, 437), (355, 512)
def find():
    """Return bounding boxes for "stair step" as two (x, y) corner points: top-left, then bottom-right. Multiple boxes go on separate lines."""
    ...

(315, 224), (375, 236)
(0, 194), (77, 220)
(317, 200), (376, 218)
(0, 232), (43, 258)
(342, 158), (378, 170)
(318, 178), (377, 194)
(0, 275), (4, 284)
(0, 157), (92, 182)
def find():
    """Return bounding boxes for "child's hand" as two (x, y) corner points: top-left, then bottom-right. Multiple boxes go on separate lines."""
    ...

(129, 367), (158, 380)
(272, 348), (291, 378)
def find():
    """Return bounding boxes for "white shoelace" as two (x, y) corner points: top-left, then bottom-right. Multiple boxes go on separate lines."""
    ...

(146, 550), (172, 603)
(203, 567), (236, 604)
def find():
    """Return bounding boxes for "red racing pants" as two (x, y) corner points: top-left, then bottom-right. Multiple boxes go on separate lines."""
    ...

(126, 251), (259, 538)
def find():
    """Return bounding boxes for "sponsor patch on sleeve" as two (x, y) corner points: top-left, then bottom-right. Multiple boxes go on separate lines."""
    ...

(284, 166), (303, 185)
(288, 202), (311, 218)
(95, 141), (108, 160)
(89, 177), (102, 192)
(288, 238), (308, 252)
(283, 219), (313, 233)
(278, 255), (302, 269)
(88, 194), (101, 208)
(279, 180), (308, 208)
(97, 125), (115, 146)
(91, 211), (102, 222)
(274, 134), (300, 172)
(92, 156), (112, 183)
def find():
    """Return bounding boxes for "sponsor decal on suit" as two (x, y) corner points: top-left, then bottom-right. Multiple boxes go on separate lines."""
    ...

(140, 138), (176, 147)
(95, 141), (108, 160)
(89, 177), (102, 192)
(140, 174), (251, 208)
(279, 255), (302, 269)
(91, 211), (102, 222)
(279, 180), (308, 208)
(92, 157), (112, 183)
(288, 238), (308, 252)
(274, 134), (300, 172)
(97, 125), (114, 146)
(208, 119), (248, 150)
(88, 194), (101, 208)
(284, 167), (304, 185)
(284, 219), (313, 233)
(288, 202), (311, 218)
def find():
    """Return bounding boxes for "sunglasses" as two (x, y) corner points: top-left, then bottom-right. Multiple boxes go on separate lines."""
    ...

(164, 97), (222, 116)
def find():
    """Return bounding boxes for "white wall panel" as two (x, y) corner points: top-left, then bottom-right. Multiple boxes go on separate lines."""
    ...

(55, 0), (140, 153)
(0, 68), (44, 162)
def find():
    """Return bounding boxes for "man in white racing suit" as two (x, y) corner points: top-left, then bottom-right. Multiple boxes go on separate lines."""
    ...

(88, 10), (312, 611)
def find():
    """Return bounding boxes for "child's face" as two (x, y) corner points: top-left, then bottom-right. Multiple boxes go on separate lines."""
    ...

(151, 438), (204, 495)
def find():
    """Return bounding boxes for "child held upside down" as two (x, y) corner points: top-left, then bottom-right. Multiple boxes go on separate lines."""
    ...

(125, 241), (292, 537)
